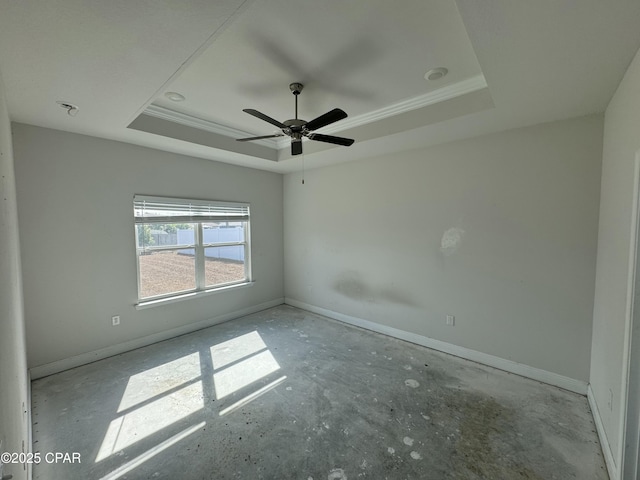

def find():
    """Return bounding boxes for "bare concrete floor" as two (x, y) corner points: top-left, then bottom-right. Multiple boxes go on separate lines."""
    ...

(32, 305), (607, 479)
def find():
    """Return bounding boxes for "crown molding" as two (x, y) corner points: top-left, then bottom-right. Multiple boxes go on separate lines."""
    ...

(316, 74), (488, 136)
(143, 75), (487, 151)
(143, 104), (280, 148)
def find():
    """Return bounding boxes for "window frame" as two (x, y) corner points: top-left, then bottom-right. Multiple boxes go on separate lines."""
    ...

(133, 195), (252, 306)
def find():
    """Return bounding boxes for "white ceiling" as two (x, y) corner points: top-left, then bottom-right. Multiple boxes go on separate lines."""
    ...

(1, 0), (640, 173)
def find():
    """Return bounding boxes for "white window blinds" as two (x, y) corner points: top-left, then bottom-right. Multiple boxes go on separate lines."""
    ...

(134, 195), (250, 224)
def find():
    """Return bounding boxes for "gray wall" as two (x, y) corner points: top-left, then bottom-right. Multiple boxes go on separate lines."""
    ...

(0, 71), (29, 480)
(591, 46), (640, 466)
(284, 115), (602, 383)
(12, 124), (284, 369)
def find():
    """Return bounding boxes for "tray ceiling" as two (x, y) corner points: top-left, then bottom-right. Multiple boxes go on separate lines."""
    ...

(1, 0), (640, 172)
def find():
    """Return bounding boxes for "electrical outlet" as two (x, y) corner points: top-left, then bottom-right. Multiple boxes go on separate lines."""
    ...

(111, 315), (120, 326)
(446, 315), (455, 326)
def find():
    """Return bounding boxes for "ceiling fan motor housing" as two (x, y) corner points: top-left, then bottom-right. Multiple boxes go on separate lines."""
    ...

(284, 118), (305, 137)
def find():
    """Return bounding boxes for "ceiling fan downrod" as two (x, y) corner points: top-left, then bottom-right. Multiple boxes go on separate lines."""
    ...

(290, 82), (303, 120)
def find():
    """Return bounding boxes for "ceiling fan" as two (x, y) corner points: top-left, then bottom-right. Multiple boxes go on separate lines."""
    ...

(236, 83), (354, 156)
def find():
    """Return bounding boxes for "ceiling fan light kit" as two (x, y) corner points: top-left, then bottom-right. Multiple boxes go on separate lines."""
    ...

(236, 83), (355, 156)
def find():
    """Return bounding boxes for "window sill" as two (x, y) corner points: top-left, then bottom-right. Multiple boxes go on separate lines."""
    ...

(135, 281), (254, 310)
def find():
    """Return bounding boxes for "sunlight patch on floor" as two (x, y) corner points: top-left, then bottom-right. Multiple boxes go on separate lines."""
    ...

(96, 381), (203, 462)
(118, 352), (201, 413)
(213, 349), (280, 399)
(98, 421), (206, 480)
(96, 331), (280, 467)
(210, 330), (267, 369)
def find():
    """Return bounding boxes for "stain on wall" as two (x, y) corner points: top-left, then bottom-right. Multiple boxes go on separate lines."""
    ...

(332, 271), (416, 307)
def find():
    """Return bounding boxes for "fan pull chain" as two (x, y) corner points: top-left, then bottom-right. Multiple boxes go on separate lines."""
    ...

(302, 153), (305, 184)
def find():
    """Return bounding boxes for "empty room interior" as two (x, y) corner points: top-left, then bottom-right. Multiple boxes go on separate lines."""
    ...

(3, 1), (640, 479)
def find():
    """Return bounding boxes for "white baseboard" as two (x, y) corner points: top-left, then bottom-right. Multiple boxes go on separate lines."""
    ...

(285, 298), (588, 395)
(29, 298), (284, 380)
(587, 385), (618, 480)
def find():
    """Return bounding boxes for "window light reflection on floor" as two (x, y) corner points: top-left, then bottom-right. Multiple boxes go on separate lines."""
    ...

(213, 349), (281, 399)
(210, 330), (268, 369)
(96, 329), (284, 471)
(96, 381), (204, 462)
(98, 421), (206, 480)
(117, 352), (201, 413)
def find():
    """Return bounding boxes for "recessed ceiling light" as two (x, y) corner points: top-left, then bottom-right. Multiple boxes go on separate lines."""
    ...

(165, 92), (186, 102)
(424, 67), (448, 81)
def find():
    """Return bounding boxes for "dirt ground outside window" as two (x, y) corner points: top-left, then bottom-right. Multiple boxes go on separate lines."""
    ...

(138, 251), (245, 298)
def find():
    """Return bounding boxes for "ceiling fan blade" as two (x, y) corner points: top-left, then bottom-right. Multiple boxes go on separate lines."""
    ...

(291, 140), (303, 155)
(305, 108), (348, 131)
(236, 134), (284, 142)
(308, 133), (354, 147)
(242, 109), (287, 129)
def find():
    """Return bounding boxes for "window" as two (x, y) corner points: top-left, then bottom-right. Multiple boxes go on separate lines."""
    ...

(134, 195), (251, 303)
